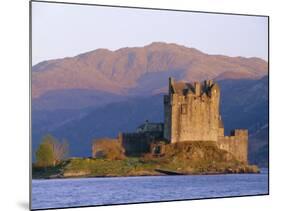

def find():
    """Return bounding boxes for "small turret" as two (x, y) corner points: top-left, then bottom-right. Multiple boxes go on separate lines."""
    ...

(207, 80), (213, 87)
(210, 83), (220, 97)
(169, 77), (174, 95)
(194, 81), (201, 96)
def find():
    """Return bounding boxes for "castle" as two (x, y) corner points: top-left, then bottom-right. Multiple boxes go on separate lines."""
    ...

(119, 78), (248, 163)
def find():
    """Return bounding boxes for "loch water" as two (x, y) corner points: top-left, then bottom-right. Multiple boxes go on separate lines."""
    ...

(32, 169), (268, 210)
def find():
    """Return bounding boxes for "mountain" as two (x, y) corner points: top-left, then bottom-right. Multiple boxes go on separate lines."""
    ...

(31, 42), (268, 166)
(32, 42), (268, 101)
(249, 125), (268, 167)
(218, 76), (268, 135)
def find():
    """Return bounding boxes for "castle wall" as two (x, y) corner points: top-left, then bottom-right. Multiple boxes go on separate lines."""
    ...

(178, 93), (220, 142)
(163, 95), (171, 140)
(120, 132), (163, 156)
(217, 129), (248, 163)
(170, 94), (180, 143)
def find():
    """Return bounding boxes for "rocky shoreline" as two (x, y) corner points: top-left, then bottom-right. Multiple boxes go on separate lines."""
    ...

(33, 159), (260, 180)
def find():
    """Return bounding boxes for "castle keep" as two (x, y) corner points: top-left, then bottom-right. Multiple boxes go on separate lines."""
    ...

(164, 78), (223, 143)
(117, 78), (248, 163)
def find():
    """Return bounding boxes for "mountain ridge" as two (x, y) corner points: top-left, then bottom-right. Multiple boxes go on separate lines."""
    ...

(32, 42), (268, 98)
(31, 42), (268, 167)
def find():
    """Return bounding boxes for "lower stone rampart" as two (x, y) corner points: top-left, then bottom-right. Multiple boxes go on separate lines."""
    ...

(217, 129), (248, 163)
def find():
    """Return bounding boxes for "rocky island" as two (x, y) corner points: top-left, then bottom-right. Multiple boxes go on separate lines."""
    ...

(33, 78), (259, 179)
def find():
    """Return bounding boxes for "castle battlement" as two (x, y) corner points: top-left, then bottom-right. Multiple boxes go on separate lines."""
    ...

(168, 77), (219, 99)
(230, 129), (248, 137)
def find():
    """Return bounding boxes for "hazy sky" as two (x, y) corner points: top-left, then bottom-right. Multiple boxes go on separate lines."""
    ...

(32, 1), (268, 65)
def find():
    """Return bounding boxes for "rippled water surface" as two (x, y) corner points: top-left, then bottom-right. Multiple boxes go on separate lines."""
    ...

(32, 169), (268, 210)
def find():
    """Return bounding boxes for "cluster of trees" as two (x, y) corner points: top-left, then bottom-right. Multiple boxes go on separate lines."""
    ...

(36, 135), (127, 167)
(36, 134), (69, 167)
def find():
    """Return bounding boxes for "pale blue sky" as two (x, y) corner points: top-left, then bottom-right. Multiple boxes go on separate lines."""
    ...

(32, 1), (268, 65)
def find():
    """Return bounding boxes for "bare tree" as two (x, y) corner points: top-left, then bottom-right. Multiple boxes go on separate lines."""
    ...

(40, 135), (69, 165)
(53, 138), (69, 164)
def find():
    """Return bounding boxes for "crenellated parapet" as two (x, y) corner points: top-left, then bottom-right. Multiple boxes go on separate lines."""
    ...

(168, 77), (219, 99)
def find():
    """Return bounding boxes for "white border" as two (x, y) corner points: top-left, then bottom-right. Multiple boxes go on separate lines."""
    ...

(0, 0), (280, 210)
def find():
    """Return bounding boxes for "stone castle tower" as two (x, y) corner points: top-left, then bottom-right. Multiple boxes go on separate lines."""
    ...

(163, 77), (248, 162)
(164, 78), (224, 143)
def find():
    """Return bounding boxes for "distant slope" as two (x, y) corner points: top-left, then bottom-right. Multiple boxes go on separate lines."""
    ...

(249, 125), (268, 167)
(32, 42), (268, 99)
(32, 89), (127, 110)
(219, 76), (268, 134)
(32, 95), (164, 158)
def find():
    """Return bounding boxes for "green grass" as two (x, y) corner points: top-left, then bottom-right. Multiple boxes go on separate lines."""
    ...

(62, 157), (161, 177)
(32, 142), (260, 179)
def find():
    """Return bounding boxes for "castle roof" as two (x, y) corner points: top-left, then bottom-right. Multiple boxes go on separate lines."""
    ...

(136, 121), (163, 133)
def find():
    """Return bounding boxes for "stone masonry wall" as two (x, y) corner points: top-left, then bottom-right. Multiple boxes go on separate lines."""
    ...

(164, 95), (171, 140)
(119, 132), (161, 156)
(217, 129), (248, 163)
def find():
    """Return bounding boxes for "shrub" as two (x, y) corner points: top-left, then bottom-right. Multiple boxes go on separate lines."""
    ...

(35, 134), (69, 167)
(92, 138), (125, 160)
(35, 140), (54, 167)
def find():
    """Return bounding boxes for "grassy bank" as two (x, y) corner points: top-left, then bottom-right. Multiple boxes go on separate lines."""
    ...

(32, 141), (260, 179)
(33, 157), (164, 179)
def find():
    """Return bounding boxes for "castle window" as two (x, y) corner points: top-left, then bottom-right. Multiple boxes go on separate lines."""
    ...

(181, 105), (187, 114)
